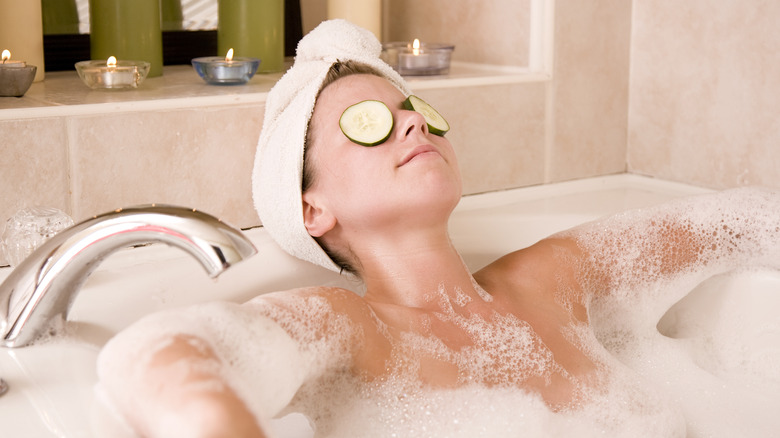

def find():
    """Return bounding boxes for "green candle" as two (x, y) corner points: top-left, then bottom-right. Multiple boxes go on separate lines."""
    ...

(42, 0), (80, 35)
(90, 0), (163, 77)
(161, 0), (183, 31)
(218, 0), (284, 73)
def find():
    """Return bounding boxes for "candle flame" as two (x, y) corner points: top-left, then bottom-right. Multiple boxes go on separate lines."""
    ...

(1, 50), (10, 63)
(226, 48), (234, 62)
(107, 56), (117, 67)
(412, 39), (421, 56)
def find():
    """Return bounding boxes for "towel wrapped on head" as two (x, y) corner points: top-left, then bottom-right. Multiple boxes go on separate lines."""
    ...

(252, 19), (411, 273)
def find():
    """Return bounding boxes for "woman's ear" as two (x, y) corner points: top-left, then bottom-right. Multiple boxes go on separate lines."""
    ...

(302, 192), (337, 237)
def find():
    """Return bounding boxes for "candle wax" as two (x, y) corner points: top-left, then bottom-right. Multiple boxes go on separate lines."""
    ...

(1, 60), (26, 68)
(90, 0), (163, 77)
(0, 0), (45, 81)
(218, 0), (284, 73)
(327, 0), (382, 40)
(399, 52), (432, 70)
(98, 69), (136, 88)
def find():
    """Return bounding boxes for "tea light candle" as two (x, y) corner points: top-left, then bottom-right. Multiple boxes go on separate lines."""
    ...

(399, 39), (431, 70)
(0, 49), (37, 97)
(1, 50), (25, 67)
(74, 56), (151, 89)
(191, 49), (261, 85)
(381, 40), (455, 76)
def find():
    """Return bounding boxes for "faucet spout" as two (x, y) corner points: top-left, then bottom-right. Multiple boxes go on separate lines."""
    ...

(0, 205), (257, 348)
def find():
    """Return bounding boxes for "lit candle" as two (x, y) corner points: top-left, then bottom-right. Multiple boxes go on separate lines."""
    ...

(381, 40), (455, 76)
(191, 49), (261, 85)
(399, 39), (431, 70)
(1, 49), (26, 67)
(0, 49), (37, 97)
(101, 56), (133, 87)
(74, 56), (151, 89)
(212, 49), (248, 81)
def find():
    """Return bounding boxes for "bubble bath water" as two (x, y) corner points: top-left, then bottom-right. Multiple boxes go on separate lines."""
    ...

(274, 291), (688, 438)
(272, 188), (780, 437)
(93, 185), (780, 438)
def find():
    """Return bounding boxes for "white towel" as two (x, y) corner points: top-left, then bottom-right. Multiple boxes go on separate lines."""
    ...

(252, 19), (411, 273)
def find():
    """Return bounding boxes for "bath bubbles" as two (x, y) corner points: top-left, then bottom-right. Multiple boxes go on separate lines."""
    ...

(283, 188), (780, 437)
(567, 187), (780, 438)
(99, 188), (780, 438)
(280, 284), (686, 438)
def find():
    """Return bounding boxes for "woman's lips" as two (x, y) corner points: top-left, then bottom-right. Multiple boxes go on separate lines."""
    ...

(398, 145), (439, 167)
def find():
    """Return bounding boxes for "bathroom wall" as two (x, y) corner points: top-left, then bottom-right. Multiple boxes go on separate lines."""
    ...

(386, 0), (532, 67)
(0, 0), (632, 266)
(547, 0), (631, 182)
(628, 0), (780, 188)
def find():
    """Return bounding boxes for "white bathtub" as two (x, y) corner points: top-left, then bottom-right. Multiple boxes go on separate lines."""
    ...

(3, 173), (764, 437)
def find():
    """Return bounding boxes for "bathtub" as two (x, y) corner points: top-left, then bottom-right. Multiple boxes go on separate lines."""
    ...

(3, 173), (777, 437)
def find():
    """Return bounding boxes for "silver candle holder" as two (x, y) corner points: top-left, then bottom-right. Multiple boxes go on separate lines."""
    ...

(0, 50), (36, 97)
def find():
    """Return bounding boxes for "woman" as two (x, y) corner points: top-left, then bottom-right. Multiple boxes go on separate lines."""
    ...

(97, 20), (780, 438)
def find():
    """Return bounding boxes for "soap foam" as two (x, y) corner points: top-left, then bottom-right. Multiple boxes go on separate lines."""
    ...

(281, 188), (780, 437)
(98, 187), (780, 437)
(279, 283), (685, 437)
(286, 319), (685, 438)
(567, 187), (780, 437)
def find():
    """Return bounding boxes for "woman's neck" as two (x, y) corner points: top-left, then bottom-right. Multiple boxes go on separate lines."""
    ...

(357, 227), (482, 310)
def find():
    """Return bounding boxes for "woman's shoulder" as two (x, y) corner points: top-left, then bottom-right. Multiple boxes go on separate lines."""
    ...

(475, 236), (587, 316)
(244, 286), (379, 336)
(478, 236), (582, 287)
(250, 286), (368, 312)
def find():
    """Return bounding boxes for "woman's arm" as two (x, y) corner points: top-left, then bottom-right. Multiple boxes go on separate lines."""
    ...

(97, 301), (308, 438)
(559, 187), (780, 302)
(105, 335), (267, 438)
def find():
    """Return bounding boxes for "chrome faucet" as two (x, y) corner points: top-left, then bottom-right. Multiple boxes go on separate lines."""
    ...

(0, 205), (257, 348)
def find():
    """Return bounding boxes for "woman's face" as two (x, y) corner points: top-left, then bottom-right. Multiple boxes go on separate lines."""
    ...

(304, 74), (462, 237)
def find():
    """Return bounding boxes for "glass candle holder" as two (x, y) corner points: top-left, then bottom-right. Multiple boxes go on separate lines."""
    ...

(381, 41), (455, 76)
(191, 56), (261, 85)
(75, 58), (150, 89)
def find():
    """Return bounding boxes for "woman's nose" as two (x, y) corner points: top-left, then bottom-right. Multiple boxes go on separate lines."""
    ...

(395, 108), (429, 139)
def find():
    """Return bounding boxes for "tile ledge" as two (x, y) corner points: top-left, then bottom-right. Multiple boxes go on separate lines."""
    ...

(0, 62), (546, 120)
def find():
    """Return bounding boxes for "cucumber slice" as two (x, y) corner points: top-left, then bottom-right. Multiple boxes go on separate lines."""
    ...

(402, 95), (450, 136)
(339, 100), (394, 146)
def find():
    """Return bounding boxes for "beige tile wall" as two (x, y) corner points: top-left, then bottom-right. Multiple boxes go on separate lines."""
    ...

(0, 117), (71, 220)
(548, 0), (632, 182)
(628, 0), (780, 189)
(68, 105), (263, 226)
(385, 0), (532, 67)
